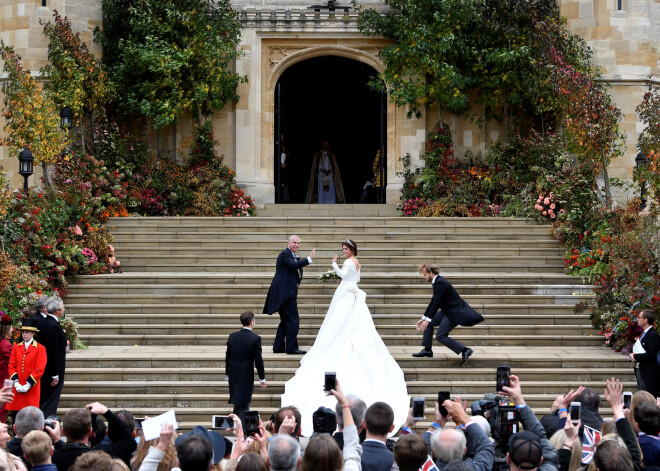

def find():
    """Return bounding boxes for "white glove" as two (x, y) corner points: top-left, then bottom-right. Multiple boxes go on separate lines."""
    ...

(15, 384), (25, 393)
(13, 381), (19, 390)
(22, 383), (31, 392)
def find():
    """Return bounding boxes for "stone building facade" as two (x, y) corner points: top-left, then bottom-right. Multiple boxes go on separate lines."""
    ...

(1, 0), (658, 205)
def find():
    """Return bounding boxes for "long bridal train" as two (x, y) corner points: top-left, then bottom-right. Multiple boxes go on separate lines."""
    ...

(281, 258), (410, 436)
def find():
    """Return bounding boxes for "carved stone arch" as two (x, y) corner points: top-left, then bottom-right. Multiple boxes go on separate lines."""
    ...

(267, 45), (384, 90)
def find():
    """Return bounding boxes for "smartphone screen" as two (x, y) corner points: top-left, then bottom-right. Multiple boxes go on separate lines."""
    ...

(412, 397), (425, 420)
(623, 392), (632, 409)
(135, 418), (145, 430)
(245, 411), (260, 436)
(212, 416), (235, 429)
(496, 366), (511, 392)
(324, 372), (337, 393)
(438, 391), (450, 416)
(570, 402), (581, 425)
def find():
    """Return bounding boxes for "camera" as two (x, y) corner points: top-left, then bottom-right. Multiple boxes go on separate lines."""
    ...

(312, 407), (337, 435)
(44, 416), (59, 429)
(472, 394), (519, 471)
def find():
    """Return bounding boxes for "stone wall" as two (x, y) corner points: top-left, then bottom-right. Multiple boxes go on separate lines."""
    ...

(559, 0), (660, 190)
(0, 0), (658, 204)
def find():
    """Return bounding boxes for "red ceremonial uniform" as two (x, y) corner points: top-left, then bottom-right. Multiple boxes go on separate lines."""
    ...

(6, 340), (47, 411)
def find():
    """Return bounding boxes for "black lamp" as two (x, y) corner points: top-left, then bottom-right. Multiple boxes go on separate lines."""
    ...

(18, 147), (34, 192)
(60, 106), (73, 131)
(635, 151), (649, 210)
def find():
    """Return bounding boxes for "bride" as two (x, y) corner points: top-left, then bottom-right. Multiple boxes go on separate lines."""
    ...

(281, 239), (410, 436)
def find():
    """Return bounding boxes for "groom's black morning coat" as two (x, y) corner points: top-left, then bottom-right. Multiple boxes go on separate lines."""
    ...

(424, 275), (484, 326)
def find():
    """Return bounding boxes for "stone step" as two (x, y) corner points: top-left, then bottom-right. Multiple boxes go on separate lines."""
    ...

(111, 230), (553, 240)
(64, 303), (582, 315)
(67, 284), (589, 297)
(112, 239), (560, 249)
(112, 247), (565, 257)
(63, 215), (620, 435)
(257, 204), (401, 217)
(76, 324), (596, 336)
(107, 216), (546, 229)
(76, 273), (581, 285)
(116, 263), (568, 273)
(79, 333), (603, 347)
(64, 367), (632, 383)
(63, 293), (592, 305)
(63, 346), (624, 369)
(69, 313), (589, 326)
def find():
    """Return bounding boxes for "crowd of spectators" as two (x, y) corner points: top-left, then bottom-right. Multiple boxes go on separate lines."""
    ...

(0, 302), (659, 471)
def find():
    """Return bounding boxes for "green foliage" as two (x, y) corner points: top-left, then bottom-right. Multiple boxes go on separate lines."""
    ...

(97, 0), (246, 127)
(0, 42), (66, 164)
(40, 11), (115, 128)
(357, 0), (623, 172)
(635, 79), (660, 204)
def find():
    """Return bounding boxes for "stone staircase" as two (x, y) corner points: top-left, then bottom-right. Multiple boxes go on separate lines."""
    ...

(62, 210), (634, 429)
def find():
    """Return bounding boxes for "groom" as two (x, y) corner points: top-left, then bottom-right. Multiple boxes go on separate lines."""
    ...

(413, 261), (484, 366)
(263, 235), (316, 354)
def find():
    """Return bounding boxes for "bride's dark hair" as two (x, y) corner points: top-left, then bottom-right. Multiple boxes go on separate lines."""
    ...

(342, 239), (358, 255)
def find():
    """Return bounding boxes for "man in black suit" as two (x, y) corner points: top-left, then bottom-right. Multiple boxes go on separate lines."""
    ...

(413, 262), (484, 366)
(361, 402), (395, 471)
(226, 311), (266, 424)
(629, 309), (660, 397)
(39, 297), (68, 417)
(263, 235), (316, 354)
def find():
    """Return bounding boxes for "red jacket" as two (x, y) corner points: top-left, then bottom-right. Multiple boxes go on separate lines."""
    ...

(6, 340), (47, 411)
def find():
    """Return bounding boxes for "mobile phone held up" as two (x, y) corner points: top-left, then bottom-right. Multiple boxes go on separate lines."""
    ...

(570, 402), (581, 426)
(412, 397), (425, 421)
(324, 372), (336, 394)
(211, 416), (236, 430)
(496, 366), (510, 392)
(245, 411), (260, 437)
(437, 391), (450, 416)
(622, 392), (632, 409)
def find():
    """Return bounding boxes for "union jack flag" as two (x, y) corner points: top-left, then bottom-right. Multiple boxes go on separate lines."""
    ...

(420, 455), (439, 471)
(582, 425), (602, 464)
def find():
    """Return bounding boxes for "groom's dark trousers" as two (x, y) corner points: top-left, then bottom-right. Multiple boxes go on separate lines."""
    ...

(263, 247), (310, 353)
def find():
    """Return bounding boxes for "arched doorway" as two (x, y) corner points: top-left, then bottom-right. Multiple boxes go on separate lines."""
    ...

(274, 56), (386, 204)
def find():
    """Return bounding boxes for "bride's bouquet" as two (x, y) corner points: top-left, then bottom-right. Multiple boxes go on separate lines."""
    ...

(317, 269), (339, 283)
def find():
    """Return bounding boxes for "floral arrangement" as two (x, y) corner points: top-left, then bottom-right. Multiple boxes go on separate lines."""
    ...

(535, 192), (558, 219)
(401, 197), (425, 217)
(317, 270), (340, 284)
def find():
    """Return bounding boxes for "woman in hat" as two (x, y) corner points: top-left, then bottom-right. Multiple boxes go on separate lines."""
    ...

(0, 313), (13, 422)
(6, 318), (47, 416)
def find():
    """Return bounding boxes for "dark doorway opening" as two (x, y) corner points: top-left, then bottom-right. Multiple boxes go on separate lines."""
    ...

(275, 56), (385, 204)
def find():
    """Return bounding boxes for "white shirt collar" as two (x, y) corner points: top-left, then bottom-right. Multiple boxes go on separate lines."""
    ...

(48, 313), (59, 321)
(40, 312), (47, 318)
(24, 339), (33, 349)
(432, 274), (439, 284)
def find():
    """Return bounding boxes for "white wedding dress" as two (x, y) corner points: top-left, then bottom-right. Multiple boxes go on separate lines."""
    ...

(281, 258), (410, 436)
